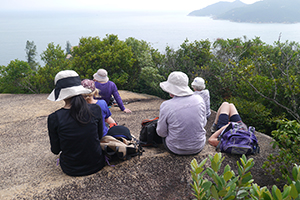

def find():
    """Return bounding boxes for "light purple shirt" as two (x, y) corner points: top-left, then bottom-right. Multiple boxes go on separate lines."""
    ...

(194, 90), (211, 118)
(156, 94), (207, 155)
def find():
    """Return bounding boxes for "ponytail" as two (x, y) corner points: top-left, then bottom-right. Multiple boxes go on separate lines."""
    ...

(70, 95), (93, 124)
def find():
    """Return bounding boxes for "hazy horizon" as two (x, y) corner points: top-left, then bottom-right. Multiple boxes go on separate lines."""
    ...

(1, 11), (298, 66)
(2, 0), (261, 12)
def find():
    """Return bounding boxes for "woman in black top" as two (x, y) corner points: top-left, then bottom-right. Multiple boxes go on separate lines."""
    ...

(47, 70), (105, 176)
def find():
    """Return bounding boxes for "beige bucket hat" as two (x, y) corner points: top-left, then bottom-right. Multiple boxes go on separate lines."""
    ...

(160, 71), (193, 96)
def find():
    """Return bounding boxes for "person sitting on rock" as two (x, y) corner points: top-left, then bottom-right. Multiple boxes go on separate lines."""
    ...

(47, 70), (105, 176)
(208, 102), (247, 147)
(156, 71), (207, 155)
(93, 68), (131, 113)
(81, 79), (117, 136)
(191, 77), (211, 119)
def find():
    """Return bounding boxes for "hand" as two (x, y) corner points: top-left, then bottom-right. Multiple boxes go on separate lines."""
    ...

(123, 108), (131, 113)
(109, 123), (118, 128)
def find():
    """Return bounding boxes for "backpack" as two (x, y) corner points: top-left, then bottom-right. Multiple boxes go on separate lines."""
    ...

(139, 117), (162, 147)
(216, 122), (260, 155)
(100, 125), (144, 160)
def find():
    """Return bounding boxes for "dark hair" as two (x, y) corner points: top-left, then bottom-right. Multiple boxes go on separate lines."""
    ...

(69, 95), (93, 124)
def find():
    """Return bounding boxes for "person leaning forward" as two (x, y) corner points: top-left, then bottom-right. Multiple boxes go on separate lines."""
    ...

(156, 71), (207, 155)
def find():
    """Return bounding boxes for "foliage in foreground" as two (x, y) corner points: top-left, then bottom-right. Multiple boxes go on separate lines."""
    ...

(191, 153), (300, 200)
(263, 119), (300, 183)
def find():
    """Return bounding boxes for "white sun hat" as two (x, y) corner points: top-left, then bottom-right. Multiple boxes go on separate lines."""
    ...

(47, 70), (92, 101)
(93, 69), (109, 82)
(191, 77), (206, 90)
(159, 71), (193, 96)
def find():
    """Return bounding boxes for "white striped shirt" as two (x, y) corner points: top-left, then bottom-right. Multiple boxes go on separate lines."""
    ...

(156, 94), (207, 155)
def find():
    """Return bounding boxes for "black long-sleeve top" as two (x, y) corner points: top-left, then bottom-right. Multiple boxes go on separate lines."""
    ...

(47, 104), (105, 176)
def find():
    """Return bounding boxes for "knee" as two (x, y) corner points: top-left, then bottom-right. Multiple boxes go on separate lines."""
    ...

(208, 137), (213, 145)
(208, 136), (218, 147)
(229, 103), (237, 110)
(221, 102), (230, 107)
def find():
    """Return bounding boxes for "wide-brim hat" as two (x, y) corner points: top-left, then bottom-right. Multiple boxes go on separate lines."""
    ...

(47, 70), (92, 101)
(160, 71), (193, 96)
(93, 69), (109, 82)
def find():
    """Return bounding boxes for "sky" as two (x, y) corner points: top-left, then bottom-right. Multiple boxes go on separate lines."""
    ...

(2, 0), (261, 12)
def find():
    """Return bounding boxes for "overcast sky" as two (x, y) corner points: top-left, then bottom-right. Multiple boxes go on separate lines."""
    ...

(2, 0), (261, 12)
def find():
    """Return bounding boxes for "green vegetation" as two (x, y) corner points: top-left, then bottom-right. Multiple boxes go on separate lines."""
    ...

(191, 153), (300, 199)
(25, 40), (38, 71)
(1, 34), (300, 137)
(1, 34), (300, 193)
(0, 59), (37, 94)
(263, 119), (300, 182)
(1, 34), (300, 196)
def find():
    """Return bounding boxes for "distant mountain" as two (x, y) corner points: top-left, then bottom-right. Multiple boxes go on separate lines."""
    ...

(188, 0), (246, 17)
(188, 0), (300, 23)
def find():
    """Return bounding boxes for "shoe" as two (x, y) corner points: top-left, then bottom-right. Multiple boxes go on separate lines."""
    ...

(210, 123), (217, 134)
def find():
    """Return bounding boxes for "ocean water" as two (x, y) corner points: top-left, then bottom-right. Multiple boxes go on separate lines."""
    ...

(1, 10), (300, 66)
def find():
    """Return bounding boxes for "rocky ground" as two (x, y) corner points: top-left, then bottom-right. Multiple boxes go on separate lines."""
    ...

(0, 91), (283, 199)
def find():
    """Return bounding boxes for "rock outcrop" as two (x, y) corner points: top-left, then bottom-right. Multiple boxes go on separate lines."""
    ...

(0, 92), (282, 199)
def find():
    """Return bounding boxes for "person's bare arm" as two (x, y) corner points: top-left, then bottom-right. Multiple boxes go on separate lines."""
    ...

(208, 124), (229, 147)
(105, 116), (116, 125)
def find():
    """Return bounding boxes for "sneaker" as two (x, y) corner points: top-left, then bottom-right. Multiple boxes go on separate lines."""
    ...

(210, 123), (217, 134)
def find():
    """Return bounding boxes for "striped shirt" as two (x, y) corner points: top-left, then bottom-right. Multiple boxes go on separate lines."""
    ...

(156, 94), (207, 155)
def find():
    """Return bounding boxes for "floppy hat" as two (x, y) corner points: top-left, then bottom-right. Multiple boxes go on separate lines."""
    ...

(81, 79), (96, 92)
(93, 69), (109, 82)
(47, 70), (92, 101)
(191, 77), (206, 90)
(159, 71), (193, 96)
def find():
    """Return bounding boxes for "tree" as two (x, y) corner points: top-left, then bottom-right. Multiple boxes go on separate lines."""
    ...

(125, 37), (162, 91)
(206, 36), (300, 133)
(163, 39), (213, 80)
(66, 41), (72, 54)
(71, 35), (136, 90)
(35, 43), (70, 93)
(137, 66), (166, 98)
(0, 59), (37, 93)
(25, 40), (38, 71)
(230, 39), (300, 123)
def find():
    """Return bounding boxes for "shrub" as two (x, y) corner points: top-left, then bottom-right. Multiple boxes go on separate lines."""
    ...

(263, 119), (300, 182)
(191, 153), (300, 199)
(228, 97), (273, 134)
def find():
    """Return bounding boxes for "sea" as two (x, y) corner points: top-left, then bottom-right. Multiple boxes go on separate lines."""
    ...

(1, 10), (300, 66)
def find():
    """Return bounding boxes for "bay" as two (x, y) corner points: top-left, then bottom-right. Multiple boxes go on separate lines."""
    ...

(0, 10), (300, 66)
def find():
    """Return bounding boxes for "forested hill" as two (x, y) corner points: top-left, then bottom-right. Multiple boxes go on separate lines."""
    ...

(188, 0), (246, 17)
(188, 0), (300, 23)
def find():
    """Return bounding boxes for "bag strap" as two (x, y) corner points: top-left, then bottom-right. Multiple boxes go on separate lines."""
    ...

(100, 136), (144, 160)
(248, 126), (255, 134)
(141, 117), (159, 126)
